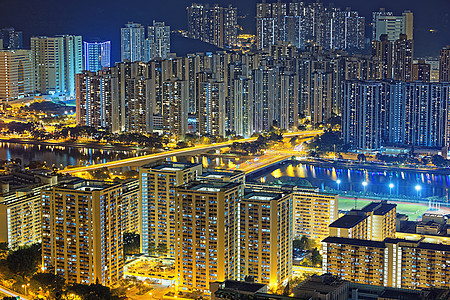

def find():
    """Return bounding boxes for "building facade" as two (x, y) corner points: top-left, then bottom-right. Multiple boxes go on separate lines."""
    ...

(83, 41), (111, 72)
(41, 179), (124, 286)
(139, 162), (202, 257)
(121, 22), (145, 62)
(175, 181), (243, 293)
(31, 35), (83, 97)
(373, 10), (413, 42)
(145, 21), (170, 61)
(0, 50), (34, 101)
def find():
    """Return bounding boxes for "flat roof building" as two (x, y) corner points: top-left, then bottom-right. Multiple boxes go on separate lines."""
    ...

(42, 179), (124, 286)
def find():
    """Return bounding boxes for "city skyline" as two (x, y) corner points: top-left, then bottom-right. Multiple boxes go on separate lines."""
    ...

(0, 0), (449, 63)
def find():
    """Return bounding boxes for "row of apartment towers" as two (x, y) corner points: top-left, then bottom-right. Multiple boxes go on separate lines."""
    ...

(40, 161), (338, 291)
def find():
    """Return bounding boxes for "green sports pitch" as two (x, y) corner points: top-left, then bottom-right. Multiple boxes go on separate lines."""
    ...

(338, 198), (429, 221)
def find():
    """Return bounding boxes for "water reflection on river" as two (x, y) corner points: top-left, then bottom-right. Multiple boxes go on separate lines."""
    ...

(249, 161), (450, 199)
(0, 142), (247, 171)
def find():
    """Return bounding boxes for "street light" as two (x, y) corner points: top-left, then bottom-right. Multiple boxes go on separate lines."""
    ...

(389, 183), (394, 196)
(362, 181), (368, 194)
(415, 185), (422, 198)
(22, 283), (29, 295)
(336, 179), (341, 190)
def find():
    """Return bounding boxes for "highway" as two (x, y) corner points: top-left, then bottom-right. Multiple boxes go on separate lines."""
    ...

(0, 286), (29, 300)
(59, 131), (321, 174)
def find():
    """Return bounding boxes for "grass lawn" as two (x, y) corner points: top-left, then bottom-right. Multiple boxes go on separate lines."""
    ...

(338, 198), (428, 221)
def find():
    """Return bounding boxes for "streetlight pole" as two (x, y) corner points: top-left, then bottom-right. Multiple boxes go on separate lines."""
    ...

(362, 181), (368, 194)
(336, 179), (341, 191)
(389, 183), (394, 197)
(415, 185), (421, 198)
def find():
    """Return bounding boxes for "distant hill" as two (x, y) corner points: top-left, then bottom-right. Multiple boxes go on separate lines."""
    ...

(170, 34), (223, 57)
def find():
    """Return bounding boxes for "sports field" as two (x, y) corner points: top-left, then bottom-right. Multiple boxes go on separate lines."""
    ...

(338, 197), (429, 221)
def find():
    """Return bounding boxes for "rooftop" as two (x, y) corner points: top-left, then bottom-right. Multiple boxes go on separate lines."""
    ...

(56, 178), (112, 191)
(323, 236), (385, 248)
(361, 201), (396, 215)
(243, 190), (287, 202)
(329, 214), (367, 229)
(179, 181), (242, 193)
(219, 280), (267, 293)
(294, 274), (349, 296)
(143, 161), (201, 172)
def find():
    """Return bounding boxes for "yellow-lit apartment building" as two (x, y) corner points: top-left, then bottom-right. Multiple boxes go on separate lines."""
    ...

(175, 181), (243, 294)
(0, 171), (57, 249)
(41, 179), (123, 286)
(245, 184), (338, 243)
(323, 201), (450, 289)
(121, 179), (140, 234)
(0, 50), (34, 101)
(139, 162), (203, 256)
(239, 186), (293, 290)
(174, 182), (294, 294)
(292, 187), (338, 241)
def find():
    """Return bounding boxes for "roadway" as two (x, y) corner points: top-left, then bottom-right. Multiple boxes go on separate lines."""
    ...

(0, 285), (29, 300)
(59, 130), (321, 174)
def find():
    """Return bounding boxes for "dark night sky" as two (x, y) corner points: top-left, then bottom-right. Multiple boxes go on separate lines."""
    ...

(1, 0), (449, 63)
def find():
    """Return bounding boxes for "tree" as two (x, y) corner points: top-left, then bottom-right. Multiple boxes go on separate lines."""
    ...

(156, 243), (168, 256)
(293, 236), (314, 251)
(30, 273), (65, 298)
(0, 242), (8, 259)
(123, 170), (139, 179)
(311, 248), (322, 266)
(89, 167), (110, 180)
(431, 155), (446, 167)
(357, 153), (366, 162)
(123, 233), (140, 256)
(65, 283), (119, 300)
(6, 243), (41, 277)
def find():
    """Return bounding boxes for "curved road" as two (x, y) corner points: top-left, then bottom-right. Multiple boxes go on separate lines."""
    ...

(59, 131), (321, 174)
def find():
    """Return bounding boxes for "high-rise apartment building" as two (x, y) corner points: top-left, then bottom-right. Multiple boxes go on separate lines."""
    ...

(0, 171), (57, 250)
(83, 41), (111, 72)
(0, 28), (23, 50)
(372, 8), (393, 41)
(373, 10), (413, 42)
(139, 162), (202, 257)
(239, 186), (293, 289)
(162, 80), (189, 136)
(121, 179), (140, 235)
(175, 181), (244, 293)
(121, 22), (145, 62)
(372, 34), (393, 79)
(440, 45), (450, 82)
(187, 4), (238, 48)
(292, 187), (338, 241)
(393, 34), (414, 82)
(75, 69), (112, 129)
(0, 50), (34, 101)
(403, 82), (450, 148)
(41, 179), (124, 286)
(145, 21), (170, 61)
(197, 77), (226, 137)
(298, 48), (345, 124)
(342, 80), (391, 150)
(412, 59), (431, 82)
(31, 35), (83, 97)
(256, 2), (364, 51)
(328, 201), (396, 241)
(344, 80), (450, 150)
(111, 61), (152, 133)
